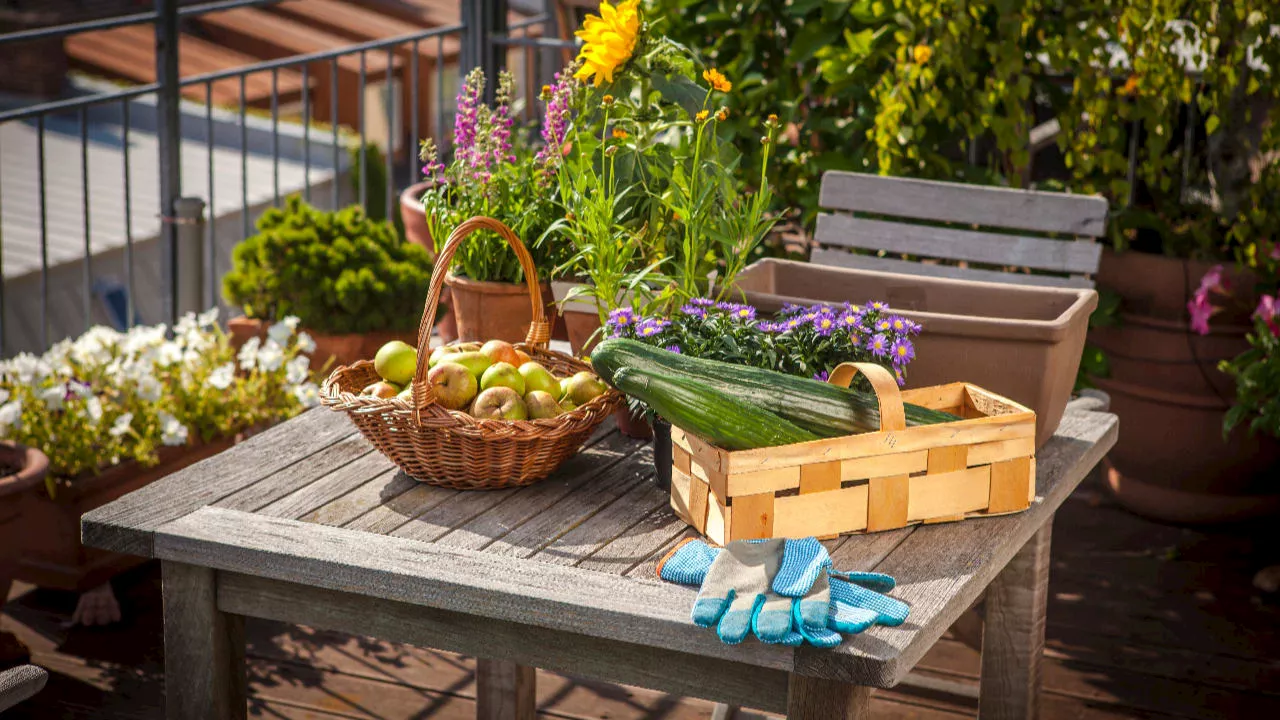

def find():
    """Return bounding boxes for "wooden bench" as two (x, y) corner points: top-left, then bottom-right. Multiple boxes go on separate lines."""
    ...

(813, 171), (1109, 288)
(66, 24), (309, 109)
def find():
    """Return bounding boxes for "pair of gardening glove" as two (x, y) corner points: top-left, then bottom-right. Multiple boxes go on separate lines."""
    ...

(657, 537), (909, 648)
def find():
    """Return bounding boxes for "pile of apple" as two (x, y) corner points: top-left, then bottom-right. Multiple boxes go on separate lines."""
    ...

(360, 339), (607, 421)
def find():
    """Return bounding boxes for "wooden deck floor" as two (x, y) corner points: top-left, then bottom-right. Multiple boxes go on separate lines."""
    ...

(4, 468), (1279, 719)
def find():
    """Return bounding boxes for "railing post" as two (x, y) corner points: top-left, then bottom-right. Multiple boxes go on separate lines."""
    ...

(174, 197), (206, 319)
(462, 0), (509, 103)
(155, 0), (182, 327)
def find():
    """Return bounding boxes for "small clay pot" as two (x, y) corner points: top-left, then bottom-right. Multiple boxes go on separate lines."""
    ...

(445, 274), (559, 344)
(614, 407), (653, 440)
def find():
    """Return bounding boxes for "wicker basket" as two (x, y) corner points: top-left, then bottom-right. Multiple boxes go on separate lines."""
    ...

(669, 362), (1037, 543)
(321, 217), (623, 490)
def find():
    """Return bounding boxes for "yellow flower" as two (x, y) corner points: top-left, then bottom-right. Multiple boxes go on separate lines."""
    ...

(612, 127), (629, 140)
(573, 0), (642, 87)
(912, 44), (933, 64)
(695, 110), (710, 123)
(715, 108), (729, 122)
(703, 68), (732, 93)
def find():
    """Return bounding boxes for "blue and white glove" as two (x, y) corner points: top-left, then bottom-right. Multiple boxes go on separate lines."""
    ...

(658, 537), (908, 647)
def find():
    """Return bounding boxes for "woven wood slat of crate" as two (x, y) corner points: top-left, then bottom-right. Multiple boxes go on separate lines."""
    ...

(668, 362), (1037, 544)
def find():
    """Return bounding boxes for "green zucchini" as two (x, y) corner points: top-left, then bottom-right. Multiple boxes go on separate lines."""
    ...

(592, 339), (958, 437)
(609, 367), (821, 450)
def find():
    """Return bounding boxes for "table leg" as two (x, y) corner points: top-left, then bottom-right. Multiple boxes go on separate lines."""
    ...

(787, 673), (871, 720)
(161, 561), (246, 720)
(979, 523), (1053, 720)
(476, 658), (536, 720)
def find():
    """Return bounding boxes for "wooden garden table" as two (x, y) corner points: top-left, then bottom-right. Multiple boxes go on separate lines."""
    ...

(82, 404), (1116, 720)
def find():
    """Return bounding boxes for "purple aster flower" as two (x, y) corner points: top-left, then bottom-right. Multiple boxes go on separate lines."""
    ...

(888, 315), (910, 334)
(812, 370), (830, 382)
(688, 297), (716, 307)
(895, 367), (906, 387)
(728, 304), (757, 321)
(780, 302), (804, 316)
(839, 310), (861, 328)
(679, 304), (708, 318)
(890, 337), (915, 366)
(874, 318), (892, 332)
(867, 333), (890, 357)
(607, 307), (638, 330)
(811, 312), (838, 336)
(635, 319), (671, 338)
(664, 344), (683, 354)
(870, 301), (889, 312)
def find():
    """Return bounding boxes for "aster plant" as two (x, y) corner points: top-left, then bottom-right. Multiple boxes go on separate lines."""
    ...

(604, 299), (921, 387)
(419, 68), (567, 283)
(0, 311), (318, 498)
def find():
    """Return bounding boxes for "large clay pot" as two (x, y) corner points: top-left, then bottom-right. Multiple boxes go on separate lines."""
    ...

(1, 443), (49, 606)
(1090, 248), (1280, 523)
(226, 316), (418, 371)
(446, 275), (560, 344)
(552, 280), (608, 356)
(16, 438), (233, 591)
(399, 183), (457, 343)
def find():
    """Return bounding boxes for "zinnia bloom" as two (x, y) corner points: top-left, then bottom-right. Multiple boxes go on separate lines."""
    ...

(703, 68), (732, 93)
(574, 0), (641, 87)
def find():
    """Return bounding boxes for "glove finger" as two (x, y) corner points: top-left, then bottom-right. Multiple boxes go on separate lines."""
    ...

(760, 628), (805, 647)
(794, 570), (831, 630)
(773, 537), (832, 597)
(717, 593), (763, 645)
(753, 593), (794, 643)
(831, 577), (910, 627)
(797, 620), (843, 648)
(658, 538), (720, 586)
(829, 603), (878, 634)
(692, 587), (734, 629)
(828, 569), (896, 593)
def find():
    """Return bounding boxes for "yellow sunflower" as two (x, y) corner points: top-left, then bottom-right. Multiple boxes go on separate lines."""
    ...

(574, 0), (642, 87)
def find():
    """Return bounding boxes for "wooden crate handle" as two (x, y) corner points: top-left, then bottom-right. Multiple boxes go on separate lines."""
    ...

(827, 363), (906, 432)
(410, 216), (550, 423)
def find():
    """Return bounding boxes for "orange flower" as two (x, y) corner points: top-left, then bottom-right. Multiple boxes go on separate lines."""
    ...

(612, 127), (629, 140)
(715, 108), (730, 122)
(703, 68), (732, 93)
(1120, 75), (1140, 96)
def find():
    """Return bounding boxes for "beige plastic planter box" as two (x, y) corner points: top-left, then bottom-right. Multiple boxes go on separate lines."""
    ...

(735, 259), (1098, 447)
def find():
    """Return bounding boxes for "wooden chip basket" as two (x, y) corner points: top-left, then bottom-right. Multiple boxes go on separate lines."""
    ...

(320, 216), (623, 490)
(669, 362), (1037, 543)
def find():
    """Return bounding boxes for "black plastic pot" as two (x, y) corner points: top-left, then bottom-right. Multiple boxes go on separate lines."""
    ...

(652, 418), (671, 492)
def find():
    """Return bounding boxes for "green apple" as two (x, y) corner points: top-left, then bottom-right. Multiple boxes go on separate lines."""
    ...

(524, 390), (563, 419)
(518, 362), (560, 397)
(444, 351), (493, 379)
(396, 386), (414, 402)
(470, 387), (528, 420)
(558, 376), (572, 401)
(480, 362), (525, 395)
(563, 371), (607, 405)
(361, 380), (401, 399)
(374, 341), (417, 385)
(429, 342), (481, 368)
(427, 362), (478, 410)
(559, 398), (578, 413)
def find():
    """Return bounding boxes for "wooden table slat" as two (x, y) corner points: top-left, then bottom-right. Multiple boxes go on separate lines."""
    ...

(299, 469), (414, 527)
(214, 434), (375, 514)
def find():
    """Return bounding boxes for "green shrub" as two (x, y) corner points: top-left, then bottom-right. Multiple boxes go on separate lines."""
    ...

(223, 196), (434, 335)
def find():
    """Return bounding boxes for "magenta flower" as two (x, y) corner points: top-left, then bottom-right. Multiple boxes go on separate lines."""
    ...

(1255, 295), (1280, 336)
(1188, 290), (1215, 335)
(1198, 264), (1229, 295)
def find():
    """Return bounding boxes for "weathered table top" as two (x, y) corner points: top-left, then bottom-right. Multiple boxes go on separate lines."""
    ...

(82, 405), (1117, 697)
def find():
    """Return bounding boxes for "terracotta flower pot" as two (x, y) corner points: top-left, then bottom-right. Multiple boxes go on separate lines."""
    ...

(446, 274), (560, 344)
(226, 316), (418, 370)
(1, 442), (50, 607)
(614, 406), (653, 440)
(1090, 248), (1280, 524)
(16, 437), (237, 592)
(552, 280), (607, 356)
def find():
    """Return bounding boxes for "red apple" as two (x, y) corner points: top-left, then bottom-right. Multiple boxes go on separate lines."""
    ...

(481, 339), (523, 367)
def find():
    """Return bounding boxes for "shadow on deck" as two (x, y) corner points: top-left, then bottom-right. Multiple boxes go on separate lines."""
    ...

(3, 470), (1279, 719)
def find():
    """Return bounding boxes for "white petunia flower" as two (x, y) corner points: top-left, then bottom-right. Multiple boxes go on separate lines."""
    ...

(238, 336), (261, 370)
(158, 411), (189, 447)
(0, 400), (22, 433)
(198, 307), (220, 328)
(266, 322), (293, 346)
(256, 339), (285, 373)
(9, 353), (51, 384)
(292, 382), (321, 408)
(67, 381), (93, 399)
(40, 386), (65, 412)
(285, 355), (310, 386)
(85, 396), (104, 425)
(174, 312), (198, 337)
(135, 373), (163, 403)
(295, 331), (316, 354)
(109, 412), (134, 438)
(207, 363), (236, 390)
(0, 389), (8, 405)
(155, 341), (183, 367)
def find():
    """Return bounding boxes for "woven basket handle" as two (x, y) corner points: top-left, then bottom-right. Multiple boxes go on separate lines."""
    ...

(827, 362), (906, 432)
(411, 216), (549, 421)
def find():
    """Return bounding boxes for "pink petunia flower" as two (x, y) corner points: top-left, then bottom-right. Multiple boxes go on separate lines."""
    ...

(1254, 295), (1280, 336)
(1188, 290), (1215, 335)
(1198, 264), (1229, 295)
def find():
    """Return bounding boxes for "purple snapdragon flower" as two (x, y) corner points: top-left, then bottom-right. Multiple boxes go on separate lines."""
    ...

(535, 68), (576, 176)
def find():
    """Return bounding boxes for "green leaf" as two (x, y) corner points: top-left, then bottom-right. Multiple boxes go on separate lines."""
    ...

(1204, 114), (1221, 136)
(788, 22), (843, 65)
(651, 72), (707, 119)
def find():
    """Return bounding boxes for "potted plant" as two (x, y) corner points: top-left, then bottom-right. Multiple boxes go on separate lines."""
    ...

(0, 310), (317, 619)
(544, 0), (783, 355)
(417, 68), (569, 343)
(604, 298), (922, 484)
(1, 440), (49, 614)
(223, 196), (436, 369)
